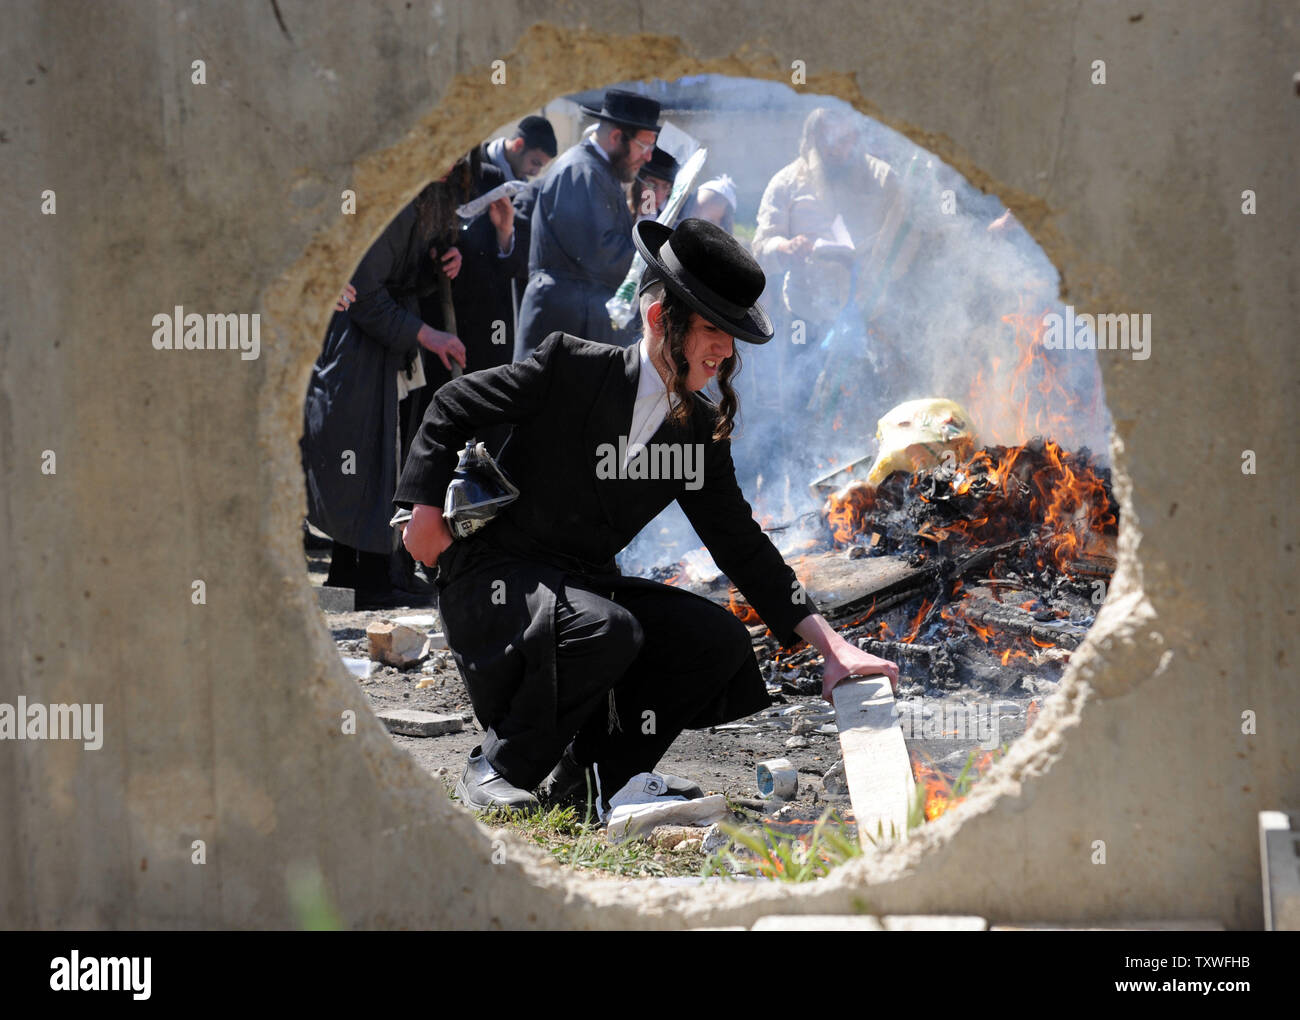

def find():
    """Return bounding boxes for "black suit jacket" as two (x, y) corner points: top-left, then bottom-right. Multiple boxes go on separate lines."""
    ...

(394, 332), (817, 648)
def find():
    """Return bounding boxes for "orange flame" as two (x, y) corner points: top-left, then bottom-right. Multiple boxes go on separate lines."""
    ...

(726, 588), (762, 626)
(900, 599), (933, 644)
(911, 750), (1003, 822)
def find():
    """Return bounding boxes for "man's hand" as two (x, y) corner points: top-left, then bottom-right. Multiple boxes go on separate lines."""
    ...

(794, 613), (901, 704)
(778, 234), (814, 258)
(820, 644), (900, 704)
(434, 245), (463, 280)
(402, 504), (453, 568)
(489, 197), (515, 252)
(416, 324), (467, 373)
(334, 282), (356, 312)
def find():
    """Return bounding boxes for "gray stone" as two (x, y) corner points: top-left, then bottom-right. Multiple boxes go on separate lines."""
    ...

(701, 824), (730, 856)
(341, 657), (374, 680)
(375, 709), (463, 737)
(822, 759), (849, 796)
(392, 614), (438, 629)
(314, 586), (354, 613)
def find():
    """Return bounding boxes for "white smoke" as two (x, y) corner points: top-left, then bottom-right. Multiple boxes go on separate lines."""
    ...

(590, 75), (1112, 574)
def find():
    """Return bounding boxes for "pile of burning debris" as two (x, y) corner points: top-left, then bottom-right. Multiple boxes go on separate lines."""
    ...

(658, 395), (1118, 699)
(821, 431), (1116, 693)
(649, 305), (1118, 824)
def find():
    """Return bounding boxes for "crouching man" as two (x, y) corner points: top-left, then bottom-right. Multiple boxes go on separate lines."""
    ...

(396, 218), (899, 815)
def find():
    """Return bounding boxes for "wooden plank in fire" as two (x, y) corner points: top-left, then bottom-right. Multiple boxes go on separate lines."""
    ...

(818, 539), (1026, 623)
(814, 555), (937, 621)
(832, 674), (914, 845)
(960, 589), (1086, 650)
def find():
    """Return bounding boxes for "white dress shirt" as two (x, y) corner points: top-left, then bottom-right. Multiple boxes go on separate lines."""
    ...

(624, 338), (680, 469)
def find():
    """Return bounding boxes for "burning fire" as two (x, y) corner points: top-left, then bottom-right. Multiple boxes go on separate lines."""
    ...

(911, 754), (952, 821)
(910, 749), (1002, 821)
(900, 599), (932, 644)
(726, 587), (762, 626)
(824, 293), (1116, 577)
(825, 483), (875, 545)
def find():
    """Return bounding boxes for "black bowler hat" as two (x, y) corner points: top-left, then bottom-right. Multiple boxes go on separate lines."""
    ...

(580, 89), (662, 134)
(634, 218), (774, 344)
(638, 147), (680, 185)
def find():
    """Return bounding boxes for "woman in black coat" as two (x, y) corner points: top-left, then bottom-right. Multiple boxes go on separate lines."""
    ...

(301, 172), (468, 597)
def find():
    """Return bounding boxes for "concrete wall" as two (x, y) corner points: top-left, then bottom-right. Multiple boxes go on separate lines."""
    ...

(1, 1), (1294, 929)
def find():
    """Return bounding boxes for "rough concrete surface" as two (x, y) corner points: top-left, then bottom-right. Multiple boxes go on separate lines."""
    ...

(1, 2), (1295, 929)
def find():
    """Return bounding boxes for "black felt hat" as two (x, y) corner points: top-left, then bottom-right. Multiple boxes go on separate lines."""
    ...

(580, 89), (662, 134)
(633, 218), (773, 344)
(637, 147), (680, 185)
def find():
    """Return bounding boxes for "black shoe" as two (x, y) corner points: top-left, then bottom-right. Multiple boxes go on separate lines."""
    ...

(454, 746), (539, 812)
(539, 745), (599, 815)
(540, 747), (705, 814)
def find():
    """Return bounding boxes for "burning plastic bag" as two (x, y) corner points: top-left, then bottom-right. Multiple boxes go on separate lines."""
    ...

(864, 398), (977, 488)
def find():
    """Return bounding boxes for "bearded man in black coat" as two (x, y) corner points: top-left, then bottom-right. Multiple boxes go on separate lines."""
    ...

(513, 90), (662, 360)
(397, 219), (899, 814)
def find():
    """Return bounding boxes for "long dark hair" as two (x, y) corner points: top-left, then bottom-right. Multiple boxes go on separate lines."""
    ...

(413, 147), (482, 251)
(652, 285), (742, 442)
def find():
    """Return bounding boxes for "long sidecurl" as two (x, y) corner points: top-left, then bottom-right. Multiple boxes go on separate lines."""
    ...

(656, 287), (742, 442)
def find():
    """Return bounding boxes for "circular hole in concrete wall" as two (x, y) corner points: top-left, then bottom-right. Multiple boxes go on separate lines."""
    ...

(298, 73), (1115, 882)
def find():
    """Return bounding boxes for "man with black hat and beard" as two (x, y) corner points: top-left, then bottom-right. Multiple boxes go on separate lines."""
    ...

(396, 217), (900, 815)
(514, 89), (662, 360)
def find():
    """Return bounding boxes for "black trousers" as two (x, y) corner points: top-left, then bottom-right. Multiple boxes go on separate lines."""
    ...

(481, 576), (756, 801)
